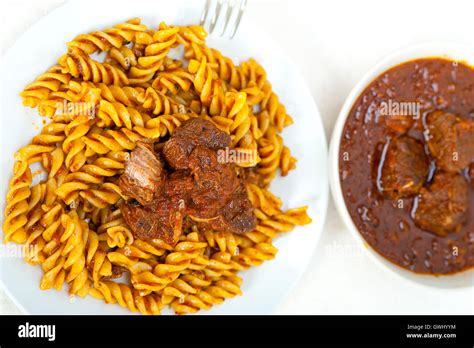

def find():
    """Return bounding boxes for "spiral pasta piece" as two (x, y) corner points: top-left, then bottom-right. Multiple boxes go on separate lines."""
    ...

(233, 242), (278, 268)
(67, 18), (148, 55)
(90, 281), (162, 315)
(59, 48), (129, 86)
(260, 81), (294, 132)
(185, 44), (246, 90)
(202, 230), (241, 256)
(82, 128), (143, 155)
(4, 144), (55, 243)
(21, 66), (71, 111)
(177, 25), (207, 47)
(280, 145), (297, 176)
(133, 113), (191, 139)
(160, 272), (212, 306)
(246, 183), (282, 218)
(224, 91), (252, 146)
(171, 275), (242, 314)
(94, 83), (143, 107)
(151, 69), (194, 95)
(96, 99), (146, 129)
(137, 87), (181, 115)
(106, 225), (134, 248)
(188, 57), (226, 115)
(130, 232), (207, 292)
(128, 23), (180, 84)
(49, 212), (86, 288)
(105, 46), (139, 71)
(252, 206), (312, 240)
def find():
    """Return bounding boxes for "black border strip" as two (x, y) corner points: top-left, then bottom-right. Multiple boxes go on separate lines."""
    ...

(0, 315), (471, 347)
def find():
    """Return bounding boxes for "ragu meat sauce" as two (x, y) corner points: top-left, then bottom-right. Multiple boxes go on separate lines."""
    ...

(119, 118), (257, 245)
(339, 58), (474, 274)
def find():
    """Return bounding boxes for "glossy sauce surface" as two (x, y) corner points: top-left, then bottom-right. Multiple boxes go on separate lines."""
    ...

(339, 58), (474, 274)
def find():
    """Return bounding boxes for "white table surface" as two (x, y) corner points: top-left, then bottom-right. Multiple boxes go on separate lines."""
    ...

(1, 0), (473, 315)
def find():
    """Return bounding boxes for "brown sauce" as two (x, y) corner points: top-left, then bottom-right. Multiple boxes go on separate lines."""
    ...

(339, 58), (474, 274)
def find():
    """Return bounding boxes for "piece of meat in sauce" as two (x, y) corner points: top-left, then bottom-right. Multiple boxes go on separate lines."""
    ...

(121, 196), (186, 245)
(414, 171), (469, 237)
(163, 118), (231, 170)
(185, 145), (256, 234)
(383, 115), (415, 135)
(119, 118), (256, 245)
(212, 184), (257, 234)
(121, 171), (194, 244)
(380, 136), (429, 199)
(426, 111), (474, 173)
(118, 141), (165, 205)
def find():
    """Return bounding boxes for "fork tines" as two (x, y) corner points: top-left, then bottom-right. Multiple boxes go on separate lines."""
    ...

(200, 0), (247, 38)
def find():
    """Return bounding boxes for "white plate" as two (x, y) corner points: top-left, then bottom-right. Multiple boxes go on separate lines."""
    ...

(0, 0), (328, 314)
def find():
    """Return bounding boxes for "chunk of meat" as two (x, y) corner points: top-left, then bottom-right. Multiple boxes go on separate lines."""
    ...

(384, 115), (415, 135)
(121, 199), (184, 245)
(380, 136), (429, 198)
(212, 184), (257, 234)
(163, 118), (231, 170)
(121, 172), (194, 245)
(118, 141), (165, 205)
(164, 171), (195, 199)
(184, 145), (256, 234)
(188, 146), (240, 212)
(119, 118), (256, 245)
(426, 111), (474, 173)
(414, 172), (469, 236)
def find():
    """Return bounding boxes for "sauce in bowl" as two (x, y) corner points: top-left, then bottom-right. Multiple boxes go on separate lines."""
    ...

(339, 58), (474, 274)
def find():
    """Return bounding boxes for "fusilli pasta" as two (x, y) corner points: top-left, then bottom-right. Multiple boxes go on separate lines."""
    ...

(4, 18), (312, 315)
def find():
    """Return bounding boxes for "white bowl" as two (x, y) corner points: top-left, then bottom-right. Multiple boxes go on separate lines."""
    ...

(329, 41), (474, 290)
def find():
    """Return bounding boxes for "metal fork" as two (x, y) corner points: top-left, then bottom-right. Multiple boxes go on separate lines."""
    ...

(200, 0), (247, 38)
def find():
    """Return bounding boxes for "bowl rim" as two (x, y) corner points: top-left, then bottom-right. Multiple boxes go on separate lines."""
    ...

(329, 40), (474, 291)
